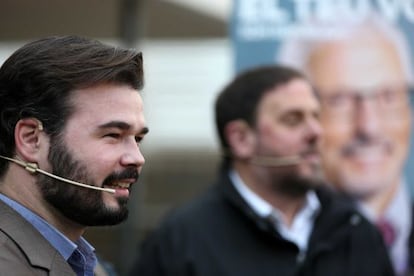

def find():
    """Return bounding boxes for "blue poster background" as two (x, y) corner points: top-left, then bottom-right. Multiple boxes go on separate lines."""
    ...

(230, 0), (414, 195)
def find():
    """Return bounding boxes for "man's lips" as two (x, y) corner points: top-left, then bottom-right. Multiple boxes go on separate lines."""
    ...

(341, 141), (392, 166)
(104, 179), (137, 189)
(300, 148), (320, 159)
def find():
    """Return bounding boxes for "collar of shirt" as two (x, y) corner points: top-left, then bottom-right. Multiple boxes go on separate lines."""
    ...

(0, 193), (97, 275)
(229, 169), (321, 251)
(357, 178), (412, 275)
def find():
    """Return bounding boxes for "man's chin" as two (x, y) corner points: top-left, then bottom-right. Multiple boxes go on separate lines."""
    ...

(298, 165), (323, 182)
(105, 194), (128, 206)
(84, 208), (129, 226)
(339, 177), (390, 195)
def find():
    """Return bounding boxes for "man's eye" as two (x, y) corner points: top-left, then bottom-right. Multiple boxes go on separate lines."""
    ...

(377, 87), (400, 105)
(104, 133), (121, 139)
(281, 114), (302, 126)
(321, 92), (357, 110)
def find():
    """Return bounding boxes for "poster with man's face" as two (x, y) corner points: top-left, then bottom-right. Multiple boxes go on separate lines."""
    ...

(231, 0), (414, 200)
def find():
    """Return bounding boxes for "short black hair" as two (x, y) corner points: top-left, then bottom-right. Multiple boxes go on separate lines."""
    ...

(0, 35), (144, 177)
(214, 65), (306, 168)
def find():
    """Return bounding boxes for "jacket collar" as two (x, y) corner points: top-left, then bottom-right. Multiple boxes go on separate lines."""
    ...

(216, 169), (363, 248)
(0, 199), (74, 274)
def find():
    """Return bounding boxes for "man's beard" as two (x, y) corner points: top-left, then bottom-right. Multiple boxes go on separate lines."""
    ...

(267, 159), (324, 198)
(253, 157), (323, 198)
(270, 173), (322, 198)
(37, 135), (137, 226)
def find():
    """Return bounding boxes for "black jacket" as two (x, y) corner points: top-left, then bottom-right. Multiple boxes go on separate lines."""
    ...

(408, 204), (414, 274)
(130, 171), (394, 276)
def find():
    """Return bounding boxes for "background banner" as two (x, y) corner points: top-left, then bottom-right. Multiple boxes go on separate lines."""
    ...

(231, 0), (414, 194)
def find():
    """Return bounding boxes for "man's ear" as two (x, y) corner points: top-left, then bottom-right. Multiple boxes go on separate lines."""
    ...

(14, 118), (44, 163)
(224, 120), (256, 160)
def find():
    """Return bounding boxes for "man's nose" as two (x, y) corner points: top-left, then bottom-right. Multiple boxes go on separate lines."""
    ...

(304, 116), (323, 144)
(120, 139), (145, 168)
(354, 95), (381, 138)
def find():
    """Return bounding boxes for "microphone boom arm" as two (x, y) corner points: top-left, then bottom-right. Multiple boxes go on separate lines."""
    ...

(0, 155), (116, 194)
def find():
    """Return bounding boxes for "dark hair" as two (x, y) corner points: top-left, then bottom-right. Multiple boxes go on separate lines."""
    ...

(0, 35), (144, 176)
(214, 65), (306, 168)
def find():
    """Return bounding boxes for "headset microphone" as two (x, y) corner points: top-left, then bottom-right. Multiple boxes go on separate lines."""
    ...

(250, 155), (301, 167)
(0, 155), (116, 194)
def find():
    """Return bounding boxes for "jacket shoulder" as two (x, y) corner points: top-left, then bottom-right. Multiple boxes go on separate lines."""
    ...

(0, 200), (75, 275)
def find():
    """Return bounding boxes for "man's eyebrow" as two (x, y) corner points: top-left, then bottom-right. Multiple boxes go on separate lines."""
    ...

(98, 121), (149, 134)
(99, 121), (131, 130)
(140, 126), (150, 135)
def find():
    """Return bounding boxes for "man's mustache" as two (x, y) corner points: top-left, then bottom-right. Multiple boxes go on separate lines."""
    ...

(103, 168), (139, 186)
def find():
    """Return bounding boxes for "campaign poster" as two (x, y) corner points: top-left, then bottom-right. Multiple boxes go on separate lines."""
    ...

(230, 0), (414, 196)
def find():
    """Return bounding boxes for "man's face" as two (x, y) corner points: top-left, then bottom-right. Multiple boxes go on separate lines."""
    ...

(253, 78), (323, 195)
(307, 30), (411, 199)
(38, 83), (148, 226)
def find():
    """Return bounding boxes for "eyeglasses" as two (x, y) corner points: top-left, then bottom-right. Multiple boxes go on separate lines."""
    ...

(316, 84), (410, 119)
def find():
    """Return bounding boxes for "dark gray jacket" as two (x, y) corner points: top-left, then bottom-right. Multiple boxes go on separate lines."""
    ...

(0, 199), (110, 276)
(130, 171), (394, 276)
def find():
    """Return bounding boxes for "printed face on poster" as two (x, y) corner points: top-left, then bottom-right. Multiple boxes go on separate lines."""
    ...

(231, 0), (414, 197)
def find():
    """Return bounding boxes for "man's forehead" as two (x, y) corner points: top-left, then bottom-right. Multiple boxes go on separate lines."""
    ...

(259, 81), (318, 110)
(66, 84), (146, 131)
(308, 36), (406, 92)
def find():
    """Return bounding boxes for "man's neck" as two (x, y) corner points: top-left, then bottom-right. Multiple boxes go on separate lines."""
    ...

(233, 163), (307, 227)
(266, 193), (307, 227)
(0, 169), (85, 242)
(362, 179), (400, 219)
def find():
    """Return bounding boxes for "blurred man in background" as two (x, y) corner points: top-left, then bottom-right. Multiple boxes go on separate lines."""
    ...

(279, 16), (413, 275)
(130, 65), (393, 276)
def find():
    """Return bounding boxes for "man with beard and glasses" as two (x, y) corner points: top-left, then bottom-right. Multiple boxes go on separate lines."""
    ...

(129, 65), (393, 276)
(278, 16), (413, 275)
(0, 36), (149, 275)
